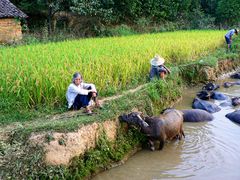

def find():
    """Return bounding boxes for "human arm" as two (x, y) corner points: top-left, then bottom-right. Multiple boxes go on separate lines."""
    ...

(162, 64), (171, 74)
(82, 82), (97, 93)
(68, 83), (90, 95)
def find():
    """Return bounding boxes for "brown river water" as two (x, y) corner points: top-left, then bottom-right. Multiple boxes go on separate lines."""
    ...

(93, 78), (240, 180)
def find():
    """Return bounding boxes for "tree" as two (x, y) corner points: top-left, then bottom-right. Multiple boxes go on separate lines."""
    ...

(70, 0), (114, 23)
(200, 0), (217, 16)
(12, 0), (70, 34)
(216, 0), (240, 26)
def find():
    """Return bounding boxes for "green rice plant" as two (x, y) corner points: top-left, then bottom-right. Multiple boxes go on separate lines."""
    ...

(0, 30), (225, 110)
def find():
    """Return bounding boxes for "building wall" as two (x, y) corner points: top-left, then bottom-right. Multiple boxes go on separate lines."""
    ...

(0, 18), (23, 44)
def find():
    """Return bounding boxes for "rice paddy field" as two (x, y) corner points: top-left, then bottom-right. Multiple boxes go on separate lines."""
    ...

(0, 30), (225, 109)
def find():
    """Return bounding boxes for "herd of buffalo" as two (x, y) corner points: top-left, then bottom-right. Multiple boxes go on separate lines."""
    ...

(119, 72), (240, 151)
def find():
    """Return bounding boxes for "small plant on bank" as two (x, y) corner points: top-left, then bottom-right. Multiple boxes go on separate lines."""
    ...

(45, 133), (55, 144)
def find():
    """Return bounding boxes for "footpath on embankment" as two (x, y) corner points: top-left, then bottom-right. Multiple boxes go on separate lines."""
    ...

(1, 45), (240, 179)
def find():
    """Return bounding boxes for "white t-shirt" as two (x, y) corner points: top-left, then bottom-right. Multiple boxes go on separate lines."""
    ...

(66, 82), (97, 108)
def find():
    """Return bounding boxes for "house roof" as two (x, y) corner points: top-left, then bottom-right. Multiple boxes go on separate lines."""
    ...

(0, 0), (27, 18)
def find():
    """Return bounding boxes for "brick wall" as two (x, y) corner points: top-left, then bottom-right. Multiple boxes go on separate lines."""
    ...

(0, 18), (23, 44)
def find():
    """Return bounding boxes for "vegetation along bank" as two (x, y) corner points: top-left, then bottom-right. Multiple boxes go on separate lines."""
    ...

(1, 31), (240, 179)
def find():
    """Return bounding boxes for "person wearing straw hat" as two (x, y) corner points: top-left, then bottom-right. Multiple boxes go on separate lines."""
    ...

(66, 72), (101, 114)
(149, 55), (171, 81)
(225, 29), (239, 51)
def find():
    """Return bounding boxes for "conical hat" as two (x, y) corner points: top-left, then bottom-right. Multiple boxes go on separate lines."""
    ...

(150, 55), (165, 66)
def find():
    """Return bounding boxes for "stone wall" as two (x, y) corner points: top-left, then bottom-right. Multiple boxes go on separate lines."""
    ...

(0, 18), (23, 44)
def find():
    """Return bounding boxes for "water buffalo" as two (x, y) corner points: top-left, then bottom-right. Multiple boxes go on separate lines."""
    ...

(232, 97), (240, 106)
(119, 109), (184, 151)
(225, 110), (240, 124)
(192, 98), (221, 113)
(202, 82), (220, 91)
(223, 81), (240, 88)
(230, 72), (240, 79)
(181, 109), (214, 122)
(210, 91), (228, 100)
(197, 90), (211, 100)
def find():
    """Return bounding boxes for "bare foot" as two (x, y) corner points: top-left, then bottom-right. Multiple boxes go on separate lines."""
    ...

(85, 106), (93, 115)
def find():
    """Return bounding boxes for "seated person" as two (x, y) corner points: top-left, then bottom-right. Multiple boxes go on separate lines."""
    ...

(66, 72), (101, 114)
(149, 55), (171, 80)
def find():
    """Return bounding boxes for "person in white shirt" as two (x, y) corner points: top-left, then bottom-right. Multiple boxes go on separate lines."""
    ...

(66, 72), (101, 114)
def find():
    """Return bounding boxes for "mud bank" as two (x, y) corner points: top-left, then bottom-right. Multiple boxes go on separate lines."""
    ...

(1, 57), (240, 179)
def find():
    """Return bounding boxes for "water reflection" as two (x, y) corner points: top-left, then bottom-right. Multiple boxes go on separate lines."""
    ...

(93, 79), (240, 180)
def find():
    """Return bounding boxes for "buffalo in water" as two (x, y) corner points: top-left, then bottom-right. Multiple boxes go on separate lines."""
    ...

(219, 97), (240, 107)
(232, 97), (240, 106)
(210, 91), (228, 100)
(181, 109), (214, 122)
(197, 90), (211, 100)
(223, 81), (240, 88)
(119, 109), (184, 151)
(230, 72), (240, 79)
(197, 90), (228, 100)
(226, 110), (240, 124)
(202, 82), (220, 91)
(192, 98), (221, 113)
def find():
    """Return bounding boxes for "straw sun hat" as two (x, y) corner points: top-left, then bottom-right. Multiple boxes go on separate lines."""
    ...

(150, 55), (165, 66)
(235, 29), (239, 34)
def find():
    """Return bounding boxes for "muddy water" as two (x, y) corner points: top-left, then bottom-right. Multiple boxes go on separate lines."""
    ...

(93, 78), (240, 180)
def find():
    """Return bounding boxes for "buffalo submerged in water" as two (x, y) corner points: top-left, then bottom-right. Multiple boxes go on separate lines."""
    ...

(197, 90), (228, 100)
(223, 81), (240, 88)
(225, 110), (240, 124)
(181, 109), (214, 122)
(192, 98), (221, 113)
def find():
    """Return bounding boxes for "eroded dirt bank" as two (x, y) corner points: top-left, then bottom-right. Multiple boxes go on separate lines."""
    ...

(29, 120), (118, 165)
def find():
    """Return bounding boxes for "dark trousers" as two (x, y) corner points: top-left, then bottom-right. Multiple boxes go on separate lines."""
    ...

(72, 94), (92, 110)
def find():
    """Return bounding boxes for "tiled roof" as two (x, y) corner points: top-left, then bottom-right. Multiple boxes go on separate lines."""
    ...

(0, 0), (27, 18)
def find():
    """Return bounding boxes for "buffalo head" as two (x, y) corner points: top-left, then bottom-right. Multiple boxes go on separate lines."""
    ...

(197, 90), (211, 100)
(202, 82), (219, 91)
(119, 112), (149, 128)
(232, 97), (240, 106)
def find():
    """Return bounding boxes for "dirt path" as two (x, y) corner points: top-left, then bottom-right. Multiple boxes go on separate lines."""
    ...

(100, 84), (147, 103)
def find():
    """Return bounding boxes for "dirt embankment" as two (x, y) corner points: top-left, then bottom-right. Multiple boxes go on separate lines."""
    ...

(201, 59), (240, 80)
(29, 120), (118, 165)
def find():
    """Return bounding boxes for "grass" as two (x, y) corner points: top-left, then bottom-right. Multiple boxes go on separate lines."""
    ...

(0, 30), (225, 115)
